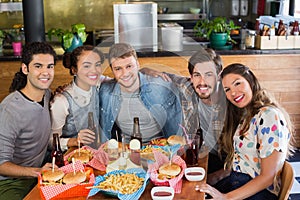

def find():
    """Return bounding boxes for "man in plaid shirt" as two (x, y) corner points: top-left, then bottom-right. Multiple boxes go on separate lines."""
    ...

(143, 48), (227, 184)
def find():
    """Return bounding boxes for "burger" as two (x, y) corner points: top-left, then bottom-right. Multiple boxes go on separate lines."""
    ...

(42, 170), (65, 185)
(62, 171), (87, 184)
(69, 149), (92, 164)
(158, 163), (181, 180)
(167, 135), (186, 146)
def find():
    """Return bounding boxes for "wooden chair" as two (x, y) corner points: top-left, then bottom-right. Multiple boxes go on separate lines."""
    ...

(278, 161), (295, 200)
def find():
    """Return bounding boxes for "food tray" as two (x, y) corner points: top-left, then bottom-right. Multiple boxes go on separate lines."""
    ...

(38, 162), (95, 200)
(87, 168), (149, 200)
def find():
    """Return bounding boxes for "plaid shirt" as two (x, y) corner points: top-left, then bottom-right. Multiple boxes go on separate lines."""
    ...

(167, 73), (227, 153)
(167, 73), (200, 136)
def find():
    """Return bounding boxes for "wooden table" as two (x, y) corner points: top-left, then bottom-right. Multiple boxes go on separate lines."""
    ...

(24, 154), (208, 200)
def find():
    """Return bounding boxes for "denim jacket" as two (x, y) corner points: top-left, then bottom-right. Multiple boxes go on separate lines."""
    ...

(99, 72), (183, 141)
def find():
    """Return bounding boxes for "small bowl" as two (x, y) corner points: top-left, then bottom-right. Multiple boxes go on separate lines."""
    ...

(184, 167), (205, 182)
(151, 186), (174, 200)
(189, 7), (201, 14)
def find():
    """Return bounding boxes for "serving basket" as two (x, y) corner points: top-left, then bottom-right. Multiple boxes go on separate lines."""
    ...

(64, 145), (108, 171)
(148, 150), (187, 193)
(38, 161), (95, 200)
(88, 168), (149, 200)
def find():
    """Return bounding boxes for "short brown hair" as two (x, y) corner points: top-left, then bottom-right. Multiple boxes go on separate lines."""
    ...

(108, 43), (137, 66)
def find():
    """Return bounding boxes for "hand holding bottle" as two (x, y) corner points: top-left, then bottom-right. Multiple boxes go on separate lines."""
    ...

(77, 129), (96, 145)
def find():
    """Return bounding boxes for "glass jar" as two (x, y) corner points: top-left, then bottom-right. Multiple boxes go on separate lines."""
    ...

(245, 30), (256, 49)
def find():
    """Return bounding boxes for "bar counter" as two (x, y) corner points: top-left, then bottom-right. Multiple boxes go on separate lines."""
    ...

(1, 44), (300, 61)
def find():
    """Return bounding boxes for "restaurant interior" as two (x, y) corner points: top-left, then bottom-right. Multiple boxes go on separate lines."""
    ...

(0, 0), (300, 199)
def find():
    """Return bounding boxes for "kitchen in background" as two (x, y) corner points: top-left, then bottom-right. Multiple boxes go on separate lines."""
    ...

(0, 0), (298, 49)
(0, 0), (253, 45)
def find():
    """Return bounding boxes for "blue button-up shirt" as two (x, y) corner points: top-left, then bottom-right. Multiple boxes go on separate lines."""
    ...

(99, 72), (183, 141)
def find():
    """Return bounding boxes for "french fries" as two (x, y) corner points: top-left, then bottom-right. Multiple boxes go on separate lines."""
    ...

(141, 145), (168, 154)
(92, 173), (144, 194)
(150, 138), (168, 146)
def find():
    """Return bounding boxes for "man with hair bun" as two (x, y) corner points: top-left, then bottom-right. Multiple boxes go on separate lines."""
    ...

(0, 42), (57, 199)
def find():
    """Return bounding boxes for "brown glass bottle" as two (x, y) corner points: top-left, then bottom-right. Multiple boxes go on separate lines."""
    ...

(130, 117), (142, 145)
(88, 112), (101, 149)
(51, 133), (64, 167)
(292, 21), (299, 36)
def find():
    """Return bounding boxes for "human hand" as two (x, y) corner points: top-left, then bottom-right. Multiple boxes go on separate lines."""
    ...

(140, 67), (171, 82)
(41, 162), (58, 172)
(195, 183), (227, 200)
(77, 129), (96, 145)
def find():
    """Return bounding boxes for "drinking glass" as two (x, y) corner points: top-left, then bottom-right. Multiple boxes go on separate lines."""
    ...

(184, 134), (200, 167)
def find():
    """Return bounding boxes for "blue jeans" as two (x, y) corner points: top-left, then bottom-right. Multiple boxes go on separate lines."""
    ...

(212, 171), (277, 200)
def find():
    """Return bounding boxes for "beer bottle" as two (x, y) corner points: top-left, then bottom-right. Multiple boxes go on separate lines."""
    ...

(87, 112), (101, 149)
(130, 117), (142, 145)
(51, 133), (64, 167)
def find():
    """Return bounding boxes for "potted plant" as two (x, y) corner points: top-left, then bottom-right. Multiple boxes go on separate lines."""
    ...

(0, 30), (5, 53)
(194, 17), (240, 49)
(6, 24), (23, 54)
(47, 23), (87, 52)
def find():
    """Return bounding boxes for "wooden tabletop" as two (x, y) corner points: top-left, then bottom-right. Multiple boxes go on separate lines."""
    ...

(24, 153), (208, 200)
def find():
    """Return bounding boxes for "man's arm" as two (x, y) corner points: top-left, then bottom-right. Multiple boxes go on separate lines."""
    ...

(140, 67), (190, 86)
(0, 161), (54, 178)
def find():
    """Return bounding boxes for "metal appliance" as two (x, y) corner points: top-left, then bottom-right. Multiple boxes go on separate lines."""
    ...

(113, 2), (158, 51)
(158, 23), (183, 51)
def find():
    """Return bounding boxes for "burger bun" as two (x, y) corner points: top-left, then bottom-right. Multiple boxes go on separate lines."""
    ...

(42, 170), (65, 183)
(63, 171), (86, 184)
(167, 135), (186, 146)
(70, 150), (92, 164)
(158, 163), (181, 177)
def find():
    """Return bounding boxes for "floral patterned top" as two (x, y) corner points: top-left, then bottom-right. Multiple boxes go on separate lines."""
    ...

(233, 106), (291, 195)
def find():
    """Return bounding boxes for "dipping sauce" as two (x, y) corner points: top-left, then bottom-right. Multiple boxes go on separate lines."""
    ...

(186, 172), (203, 176)
(153, 191), (172, 196)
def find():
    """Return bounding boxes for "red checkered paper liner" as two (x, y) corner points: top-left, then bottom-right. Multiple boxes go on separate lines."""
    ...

(64, 145), (108, 171)
(148, 149), (186, 193)
(38, 161), (95, 200)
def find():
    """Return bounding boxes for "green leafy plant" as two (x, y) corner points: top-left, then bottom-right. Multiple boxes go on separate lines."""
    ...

(0, 30), (5, 39)
(47, 23), (87, 51)
(194, 17), (240, 44)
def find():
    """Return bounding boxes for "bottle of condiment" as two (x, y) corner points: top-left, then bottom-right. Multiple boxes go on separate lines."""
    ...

(245, 30), (256, 49)
(87, 112), (101, 149)
(255, 18), (261, 35)
(129, 138), (141, 166)
(51, 133), (64, 167)
(129, 117), (142, 166)
(130, 117), (142, 145)
(119, 134), (128, 170)
(292, 21), (299, 36)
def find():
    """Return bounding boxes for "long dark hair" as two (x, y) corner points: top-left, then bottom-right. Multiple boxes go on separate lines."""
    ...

(63, 45), (105, 75)
(220, 63), (294, 168)
(9, 42), (57, 92)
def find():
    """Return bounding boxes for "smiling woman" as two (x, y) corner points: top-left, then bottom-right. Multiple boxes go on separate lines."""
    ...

(48, 45), (109, 162)
(198, 63), (295, 200)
